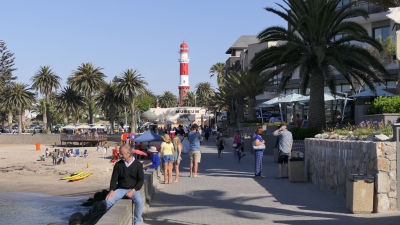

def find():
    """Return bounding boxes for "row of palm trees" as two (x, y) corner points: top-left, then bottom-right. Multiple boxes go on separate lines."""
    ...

(207, 0), (394, 131)
(0, 62), (216, 134)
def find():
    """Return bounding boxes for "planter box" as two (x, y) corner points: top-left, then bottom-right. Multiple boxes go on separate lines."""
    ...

(360, 113), (399, 125)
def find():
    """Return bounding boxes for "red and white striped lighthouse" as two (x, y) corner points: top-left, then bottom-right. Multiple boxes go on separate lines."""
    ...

(178, 41), (190, 106)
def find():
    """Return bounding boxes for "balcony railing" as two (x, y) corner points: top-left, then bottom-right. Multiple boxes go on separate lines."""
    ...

(338, 2), (387, 16)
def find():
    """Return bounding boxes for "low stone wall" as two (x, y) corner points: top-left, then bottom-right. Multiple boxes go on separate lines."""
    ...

(96, 168), (159, 224)
(305, 139), (397, 212)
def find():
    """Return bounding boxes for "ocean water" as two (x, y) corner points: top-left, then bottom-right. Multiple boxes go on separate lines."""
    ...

(0, 192), (88, 225)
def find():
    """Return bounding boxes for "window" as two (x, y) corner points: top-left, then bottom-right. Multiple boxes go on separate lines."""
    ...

(336, 0), (350, 8)
(373, 26), (390, 41)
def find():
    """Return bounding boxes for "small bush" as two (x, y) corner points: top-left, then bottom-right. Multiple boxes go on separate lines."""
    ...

(367, 96), (400, 114)
(289, 127), (319, 140)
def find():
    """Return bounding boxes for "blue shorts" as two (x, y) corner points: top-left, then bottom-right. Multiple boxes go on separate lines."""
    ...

(236, 150), (242, 159)
(163, 154), (173, 163)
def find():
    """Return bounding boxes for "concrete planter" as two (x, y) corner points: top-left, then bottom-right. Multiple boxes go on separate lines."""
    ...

(360, 113), (399, 125)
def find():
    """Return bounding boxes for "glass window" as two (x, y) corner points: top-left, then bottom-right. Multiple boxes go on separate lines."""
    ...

(374, 26), (390, 41)
(337, 0), (350, 8)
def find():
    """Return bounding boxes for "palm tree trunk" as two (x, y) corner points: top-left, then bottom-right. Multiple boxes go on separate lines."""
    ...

(248, 97), (257, 121)
(43, 101), (47, 133)
(130, 101), (136, 133)
(18, 108), (22, 134)
(109, 109), (115, 135)
(21, 110), (25, 132)
(88, 94), (93, 124)
(230, 99), (236, 124)
(45, 94), (51, 134)
(8, 111), (12, 133)
(309, 70), (326, 132)
(68, 110), (72, 124)
(236, 98), (245, 123)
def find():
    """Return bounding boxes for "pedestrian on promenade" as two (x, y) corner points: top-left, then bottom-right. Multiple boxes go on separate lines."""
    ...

(188, 124), (203, 178)
(172, 136), (182, 182)
(273, 124), (293, 179)
(216, 135), (224, 158)
(301, 115), (309, 128)
(161, 134), (174, 184)
(105, 145), (144, 225)
(232, 131), (241, 158)
(253, 127), (265, 179)
(295, 114), (302, 128)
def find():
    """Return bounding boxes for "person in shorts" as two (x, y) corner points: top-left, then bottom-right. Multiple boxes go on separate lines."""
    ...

(273, 124), (293, 179)
(188, 124), (203, 177)
(161, 134), (174, 184)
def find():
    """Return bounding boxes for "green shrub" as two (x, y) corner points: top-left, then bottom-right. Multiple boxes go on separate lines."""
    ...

(367, 96), (400, 114)
(289, 127), (319, 140)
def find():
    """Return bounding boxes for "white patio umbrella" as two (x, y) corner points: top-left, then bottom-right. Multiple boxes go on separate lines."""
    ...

(62, 125), (76, 129)
(260, 93), (308, 122)
(76, 125), (90, 129)
(349, 88), (395, 98)
(298, 93), (349, 102)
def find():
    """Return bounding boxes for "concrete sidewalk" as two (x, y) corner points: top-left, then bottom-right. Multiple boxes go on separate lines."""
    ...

(144, 139), (400, 225)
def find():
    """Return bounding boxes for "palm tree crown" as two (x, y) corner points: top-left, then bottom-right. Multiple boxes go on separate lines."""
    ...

(159, 91), (178, 108)
(115, 69), (148, 133)
(55, 86), (85, 124)
(209, 62), (225, 87)
(31, 66), (61, 133)
(195, 82), (214, 108)
(67, 62), (106, 124)
(251, 0), (389, 130)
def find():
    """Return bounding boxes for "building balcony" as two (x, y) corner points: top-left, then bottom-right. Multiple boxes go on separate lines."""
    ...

(340, 1), (387, 16)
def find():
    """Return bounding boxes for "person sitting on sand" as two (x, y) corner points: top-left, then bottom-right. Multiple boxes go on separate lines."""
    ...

(45, 148), (50, 157)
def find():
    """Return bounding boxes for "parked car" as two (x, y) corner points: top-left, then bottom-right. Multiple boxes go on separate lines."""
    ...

(12, 125), (18, 130)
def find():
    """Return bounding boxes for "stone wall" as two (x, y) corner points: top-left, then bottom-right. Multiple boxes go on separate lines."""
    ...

(305, 139), (397, 212)
(96, 168), (159, 224)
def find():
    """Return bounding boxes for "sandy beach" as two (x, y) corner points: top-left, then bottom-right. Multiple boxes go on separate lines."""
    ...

(0, 142), (144, 197)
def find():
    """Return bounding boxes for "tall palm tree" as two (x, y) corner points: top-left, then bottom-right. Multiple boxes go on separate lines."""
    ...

(55, 86), (85, 124)
(250, 0), (388, 131)
(159, 91), (178, 108)
(2, 82), (36, 134)
(195, 82), (214, 108)
(183, 91), (196, 106)
(31, 66), (61, 133)
(115, 69), (148, 133)
(95, 82), (127, 134)
(67, 62), (106, 124)
(209, 62), (225, 87)
(225, 70), (274, 121)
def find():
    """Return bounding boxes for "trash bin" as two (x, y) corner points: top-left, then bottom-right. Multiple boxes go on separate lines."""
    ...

(35, 143), (41, 151)
(288, 157), (304, 182)
(346, 174), (374, 214)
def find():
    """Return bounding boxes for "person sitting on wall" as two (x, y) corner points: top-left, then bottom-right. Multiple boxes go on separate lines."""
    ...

(143, 149), (161, 171)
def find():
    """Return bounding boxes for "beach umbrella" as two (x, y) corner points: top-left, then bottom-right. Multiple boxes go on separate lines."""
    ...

(62, 125), (76, 129)
(132, 149), (147, 156)
(298, 93), (350, 102)
(349, 88), (395, 98)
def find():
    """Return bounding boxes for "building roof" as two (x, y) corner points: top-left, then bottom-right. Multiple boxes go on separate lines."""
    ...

(226, 35), (259, 54)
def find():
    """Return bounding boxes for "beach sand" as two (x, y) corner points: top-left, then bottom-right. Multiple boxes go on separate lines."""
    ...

(0, 142), (148, 197)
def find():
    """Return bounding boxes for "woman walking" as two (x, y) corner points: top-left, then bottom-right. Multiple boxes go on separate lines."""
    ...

(253, 127), (265, 179)
(172, 136), (182, 183)
(216, 136), (224, 158)
(232, 131), (241, 158)
(161, 134), (174, 184)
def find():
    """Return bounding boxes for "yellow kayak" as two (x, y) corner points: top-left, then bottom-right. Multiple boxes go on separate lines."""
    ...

(69, 172), (91, 182)
(61, 171), (84, 180)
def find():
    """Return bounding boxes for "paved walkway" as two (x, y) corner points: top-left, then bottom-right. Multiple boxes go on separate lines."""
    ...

(144, 139), (400, 225)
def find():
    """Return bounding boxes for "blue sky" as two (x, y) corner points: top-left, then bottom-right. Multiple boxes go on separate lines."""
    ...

(1, 0), (286, 97)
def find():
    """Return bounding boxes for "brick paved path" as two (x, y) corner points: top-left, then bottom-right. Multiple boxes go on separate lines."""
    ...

(144, 139), (400, 225)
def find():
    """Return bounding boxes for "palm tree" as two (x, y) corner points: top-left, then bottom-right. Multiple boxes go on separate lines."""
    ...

(2, 82), (36, 134)
(159, 91), (178, 108)
(183, 91), (196, 106)
(195, 82), (214, 108)
(55, 86), (85, 124)
(115, 69), (148, 133)
(209, 62), (225, 87)
(67, 62), (106, 124)
(225, 70), (274, 121)
(31, 66), (61, 133)
(95, 82), (127, 134)
(250, 0), (388, 131)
